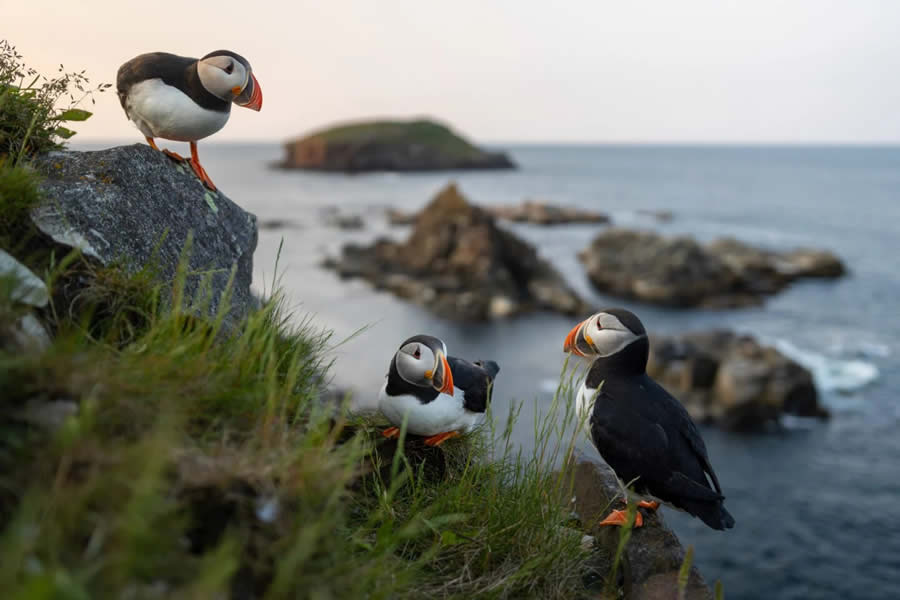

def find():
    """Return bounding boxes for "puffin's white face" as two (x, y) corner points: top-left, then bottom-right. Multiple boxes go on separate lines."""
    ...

(197, 54), (251, 101)
(564, 311), (646, 357)
(395, 339), (454, 394)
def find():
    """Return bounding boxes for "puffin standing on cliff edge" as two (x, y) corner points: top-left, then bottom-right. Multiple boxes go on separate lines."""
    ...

(564, 308), (735, 531)
(116, 50), (263, 191)
(379, 335), (500, 446)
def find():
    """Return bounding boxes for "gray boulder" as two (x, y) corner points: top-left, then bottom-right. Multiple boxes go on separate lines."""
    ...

(579, 229), (845, 308)
(33, 144), (258, 328)
(564, 451), (712, 599)
(648, 330), (827, 431)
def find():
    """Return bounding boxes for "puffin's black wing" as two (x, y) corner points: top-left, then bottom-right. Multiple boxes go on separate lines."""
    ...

(117, 53), (193, 109)
(446, 357), (499, 413)
(116, 52), (226, 112)
(589, 374), (735, 530)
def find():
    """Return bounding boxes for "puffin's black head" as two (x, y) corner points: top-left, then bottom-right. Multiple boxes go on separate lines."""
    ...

(391, 335), (454, 395)
(563, 308), (647, 358)
(197, 50), (262, 110)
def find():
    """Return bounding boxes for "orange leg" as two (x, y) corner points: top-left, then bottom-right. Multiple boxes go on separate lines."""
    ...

(382, 427), (400, 439)
(146, 136), (186, 161)
(638, 500), (660, 511)
(423, 431), (459, 447)
(189, 141), (217, 191)
(599, 509), (644, 528)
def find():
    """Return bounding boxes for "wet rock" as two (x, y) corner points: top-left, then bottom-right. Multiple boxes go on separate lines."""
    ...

(487, 201), (610, 225)
(579, 229), (845, 307)
(647, 330), (826, 431)
(324, 184), (594, 321)
(565, 451), (711, 599)
(636, 209), (674, 223)
(33, 144), (258, 329)
(386, 208), (417, 226)
(278, 119), (515, 172)
(322, 211), (365, 230)
(258, 218), (302, 231)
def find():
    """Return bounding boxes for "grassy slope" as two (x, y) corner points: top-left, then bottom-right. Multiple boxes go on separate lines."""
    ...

(304, 119), (485, 159)
(0, 162), (592, 599)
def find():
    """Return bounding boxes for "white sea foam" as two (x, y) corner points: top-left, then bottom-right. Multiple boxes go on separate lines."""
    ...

(772, 338), (880, 394)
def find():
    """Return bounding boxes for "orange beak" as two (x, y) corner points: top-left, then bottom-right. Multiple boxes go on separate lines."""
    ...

(236, 73), (263, 111)
(564, 318), (593, 357)
(431, 352), (455, 395)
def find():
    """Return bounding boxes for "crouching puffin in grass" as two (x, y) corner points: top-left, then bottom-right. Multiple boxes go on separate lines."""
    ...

(116, 50), (263, 191)
(564, 309), (735, 531)
(379, 335), (500, 446)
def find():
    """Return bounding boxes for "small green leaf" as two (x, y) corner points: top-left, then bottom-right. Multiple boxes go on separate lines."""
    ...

(57, 108), (92, 121)
(440, 531), (462, 546)
(54, 126), (76, 139)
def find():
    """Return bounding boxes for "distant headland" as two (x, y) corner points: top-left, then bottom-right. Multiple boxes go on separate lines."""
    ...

(276, 118), (516, 172)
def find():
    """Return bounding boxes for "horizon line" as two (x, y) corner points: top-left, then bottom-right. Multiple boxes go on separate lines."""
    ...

(72, 137), (900, 148)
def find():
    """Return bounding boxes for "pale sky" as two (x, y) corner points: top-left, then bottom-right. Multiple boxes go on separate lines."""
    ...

(6, 0), (900, 143)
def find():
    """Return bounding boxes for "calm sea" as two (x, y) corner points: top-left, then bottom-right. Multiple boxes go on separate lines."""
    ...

(78, 141), (900, 600)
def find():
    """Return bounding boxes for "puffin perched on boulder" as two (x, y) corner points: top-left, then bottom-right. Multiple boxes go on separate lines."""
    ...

(379, 335), (499, 446)
(564, 309), (735, 531)
(116, 50), (262, 191)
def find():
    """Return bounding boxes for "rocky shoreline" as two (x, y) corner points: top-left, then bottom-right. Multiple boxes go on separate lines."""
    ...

(580, 229), (845, 307)
(324, 184), (594, 320)
(648, 330), (827, 431)
(389, 200), (610, 226)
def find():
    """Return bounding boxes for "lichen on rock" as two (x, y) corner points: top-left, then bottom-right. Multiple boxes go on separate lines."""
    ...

(33, 144), (258, 328)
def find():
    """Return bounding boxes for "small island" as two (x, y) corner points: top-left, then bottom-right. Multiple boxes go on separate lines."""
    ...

(277, 118), (516, 172)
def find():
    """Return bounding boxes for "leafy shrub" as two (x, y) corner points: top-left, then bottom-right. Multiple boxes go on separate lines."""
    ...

(0, 39), (110, 162)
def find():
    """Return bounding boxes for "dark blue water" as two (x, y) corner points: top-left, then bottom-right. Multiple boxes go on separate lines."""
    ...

(80, 142), (900, 599)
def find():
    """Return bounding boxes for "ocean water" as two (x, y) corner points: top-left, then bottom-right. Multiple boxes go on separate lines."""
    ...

(79, 141), (900, 599)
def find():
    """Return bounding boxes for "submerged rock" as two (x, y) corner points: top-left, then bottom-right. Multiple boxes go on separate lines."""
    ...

(278, 119), (515, 172)
(648, 330), (827, 431)
(389, 201), (610, 227)
(579, 229), (845, 307)
(487, 201), (610, 225)
(324, 184), (593, 320)
(33, 144), (258, 328)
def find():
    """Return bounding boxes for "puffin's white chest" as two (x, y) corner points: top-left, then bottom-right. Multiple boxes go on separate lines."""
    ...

(124, 79), (229, 141)
(576, 380), (600, 424)
(378, 382), (484, 436)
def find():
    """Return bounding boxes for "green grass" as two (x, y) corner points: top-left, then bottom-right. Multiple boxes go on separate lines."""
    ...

(306, 119), (484, 159)
(1, 40), (109, 163)
(0, 161), (594, 599)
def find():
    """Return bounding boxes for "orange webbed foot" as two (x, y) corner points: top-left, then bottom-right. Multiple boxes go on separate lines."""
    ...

(638, 500), (660, 511)
(381, 427), (400, 439)
(162, 148), (186, 162)
(189, 159), (217, 191)
(423, 431), (459, 447)
(599, 509), (643, 528)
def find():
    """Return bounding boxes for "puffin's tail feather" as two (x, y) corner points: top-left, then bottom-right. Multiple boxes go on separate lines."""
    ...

(477, 360), (500, 379)
(685, 499), (735, 531)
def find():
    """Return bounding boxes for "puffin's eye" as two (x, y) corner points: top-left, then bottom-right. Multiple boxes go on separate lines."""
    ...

(413, 346), (421, 359)
(225, 62), (234, 74)
(596, 319), (603, 329)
